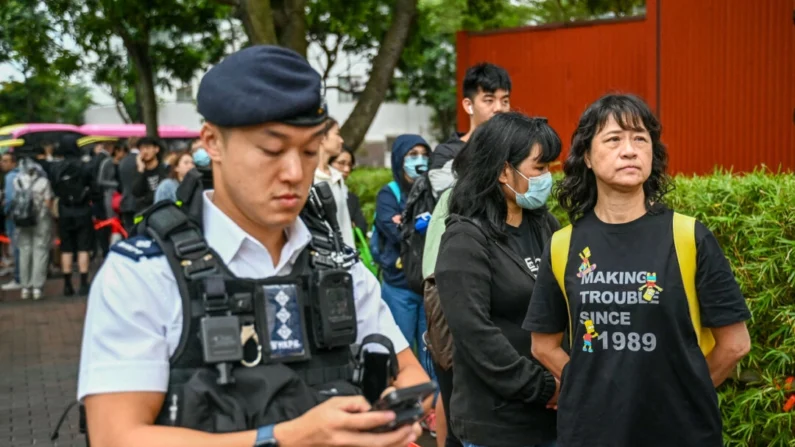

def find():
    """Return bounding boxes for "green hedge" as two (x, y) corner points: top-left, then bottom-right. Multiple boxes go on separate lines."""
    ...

(349, 167), (795, 445)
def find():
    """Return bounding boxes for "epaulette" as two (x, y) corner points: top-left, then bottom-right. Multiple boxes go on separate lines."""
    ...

(110, 235), (164, 261)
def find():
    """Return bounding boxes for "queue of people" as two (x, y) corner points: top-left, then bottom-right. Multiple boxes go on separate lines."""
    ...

(36, 45), (748, 447)
(0, 133), (206, 301)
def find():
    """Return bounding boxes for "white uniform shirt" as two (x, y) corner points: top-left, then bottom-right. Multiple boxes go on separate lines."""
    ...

(77, 191), (408, 400)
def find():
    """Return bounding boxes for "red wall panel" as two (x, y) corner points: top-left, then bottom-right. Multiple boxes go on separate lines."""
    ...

(457, 17), (653, 162)
(456, 0), (794, 174)
(659, 0), (795, 174)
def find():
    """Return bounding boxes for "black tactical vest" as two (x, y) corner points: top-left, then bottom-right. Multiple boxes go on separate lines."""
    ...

(50, 171), (399, 443)
(135, 175), (397, 432)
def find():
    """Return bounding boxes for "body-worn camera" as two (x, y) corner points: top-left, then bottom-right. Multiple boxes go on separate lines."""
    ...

(311, 269), (356, 349)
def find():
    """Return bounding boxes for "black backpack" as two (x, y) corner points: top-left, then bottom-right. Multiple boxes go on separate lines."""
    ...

(10, 176), (42, 228)
(399, 174), (437, 295)
(54, 160), (90, 207)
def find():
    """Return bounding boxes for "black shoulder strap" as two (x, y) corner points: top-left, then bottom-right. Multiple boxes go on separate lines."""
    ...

(175, 168), (205, 228)
(136, 199), (218, 364)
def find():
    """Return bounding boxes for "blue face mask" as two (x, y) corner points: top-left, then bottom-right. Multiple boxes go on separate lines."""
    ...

(193, 148), (211, 167)
(506, 169), (552, 210)
(404, 155), (429, 179)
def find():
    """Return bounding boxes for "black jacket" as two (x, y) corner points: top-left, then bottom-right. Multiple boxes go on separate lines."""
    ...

(435, 211), (560, 447)
(347, 191), (367, 233)
(429, 132), (465, 170)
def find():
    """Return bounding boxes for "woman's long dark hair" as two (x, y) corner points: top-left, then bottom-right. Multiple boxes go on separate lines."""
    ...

(555, 93), (673, 223)
(449, 111), (562, 240)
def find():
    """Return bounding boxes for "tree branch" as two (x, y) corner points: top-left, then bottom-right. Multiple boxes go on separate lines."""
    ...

(324, 84), (361, 95)
(319, 35), (343, 83)
(214, 0), (239, 5)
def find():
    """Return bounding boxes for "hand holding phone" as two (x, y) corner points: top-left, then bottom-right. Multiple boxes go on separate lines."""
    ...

(370, 382), (436, 433)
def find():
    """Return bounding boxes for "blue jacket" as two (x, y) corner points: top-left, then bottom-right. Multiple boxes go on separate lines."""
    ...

(374, 134), (430, 288)
(4, 167), (19, 215)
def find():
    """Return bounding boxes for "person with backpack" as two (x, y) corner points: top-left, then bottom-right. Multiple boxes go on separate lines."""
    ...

(11, 156), (53, 300)
(525, 94), (751, 447)
(427, 63), (512, 199)
(373, 135), (436, 380)
(1, 151), (21, 291)
(87, 138), (120, 258)
(420, 62), (513, 447)
(435, 112), (562, 447)
(52, 134), (95, 296)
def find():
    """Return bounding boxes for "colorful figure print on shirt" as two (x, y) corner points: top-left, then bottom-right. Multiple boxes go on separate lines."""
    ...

(582, 319), (600, 353)
(577, 246), (597, 278)
(639, 272), (664, 302)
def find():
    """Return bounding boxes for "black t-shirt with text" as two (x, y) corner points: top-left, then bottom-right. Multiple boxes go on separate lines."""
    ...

(523, 207), (750, 447)
(132, 163), (168, 212)
(506, 215), (543, 276)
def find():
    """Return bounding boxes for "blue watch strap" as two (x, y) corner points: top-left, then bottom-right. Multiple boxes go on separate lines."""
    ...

(254, 424), (278, 446)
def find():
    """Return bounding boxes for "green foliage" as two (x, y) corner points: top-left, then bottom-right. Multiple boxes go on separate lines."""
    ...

(667, 169), (795, 446)
(0, 0), (91, 124)
(349, 168), (795, 445)
(348, 168), (395, 226)
(50, 0), (232, 124)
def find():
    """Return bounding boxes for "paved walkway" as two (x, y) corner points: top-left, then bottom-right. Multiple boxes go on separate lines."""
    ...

(0, 280), (436, 447)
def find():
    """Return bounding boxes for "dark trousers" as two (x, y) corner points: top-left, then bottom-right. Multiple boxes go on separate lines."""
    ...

(92, 202), (110, 257)
(121, 212), (136, 237)
(433, 361), (462, 447)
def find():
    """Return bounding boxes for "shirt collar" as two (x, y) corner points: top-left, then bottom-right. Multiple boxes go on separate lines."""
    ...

(315, 166), (343, 184)
(202, 191), (313, 271)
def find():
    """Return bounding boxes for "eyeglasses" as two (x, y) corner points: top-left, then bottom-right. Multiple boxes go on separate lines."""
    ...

(332, 160), (354, 169)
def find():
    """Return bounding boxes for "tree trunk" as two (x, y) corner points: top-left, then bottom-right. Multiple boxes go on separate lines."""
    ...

(240, 0), (278, 45)
(125, 40), (159, 137)
(275, 0), (307, 57)
(339, 0), (418, 149)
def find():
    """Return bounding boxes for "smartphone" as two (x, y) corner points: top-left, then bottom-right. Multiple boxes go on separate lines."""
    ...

(370, 382), (437, 433)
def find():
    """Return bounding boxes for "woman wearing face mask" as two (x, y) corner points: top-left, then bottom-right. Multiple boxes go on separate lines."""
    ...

(374, 134), (436, 380)
(435, 112), (561, 447)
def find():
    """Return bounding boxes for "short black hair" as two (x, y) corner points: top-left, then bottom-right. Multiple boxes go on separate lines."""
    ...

(462, 63), (512, 100)
(137, 136), (162, 149)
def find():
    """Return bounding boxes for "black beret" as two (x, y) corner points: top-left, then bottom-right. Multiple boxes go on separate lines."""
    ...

(197, 45), (328, 128)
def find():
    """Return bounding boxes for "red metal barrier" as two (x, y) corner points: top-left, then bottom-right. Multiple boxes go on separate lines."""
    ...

(0, 216), (126, 247)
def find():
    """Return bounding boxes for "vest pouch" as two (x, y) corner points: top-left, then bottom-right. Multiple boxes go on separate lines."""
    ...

(160, 368), (247, 432)
(161, 363), (325, 431)
(240, 363), (324, 427)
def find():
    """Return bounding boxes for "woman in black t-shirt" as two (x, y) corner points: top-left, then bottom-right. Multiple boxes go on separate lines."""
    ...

(525, 94), (751, 447)
(435, 112), (561, 447)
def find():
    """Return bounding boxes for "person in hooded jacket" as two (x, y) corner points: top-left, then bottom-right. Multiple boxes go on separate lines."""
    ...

(374, 134), (434, 378)
(435, 112), (562, 447)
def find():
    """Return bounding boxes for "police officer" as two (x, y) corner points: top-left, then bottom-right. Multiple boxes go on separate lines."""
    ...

(77, 45), (429, 447)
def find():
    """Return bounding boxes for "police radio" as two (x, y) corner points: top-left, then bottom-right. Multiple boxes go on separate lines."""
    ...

(304, 182), (358, 349)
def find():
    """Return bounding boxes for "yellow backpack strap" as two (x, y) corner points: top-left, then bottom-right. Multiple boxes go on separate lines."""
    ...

(672, 213), (716, 357)
(550, 225), (574, 348)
